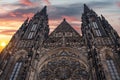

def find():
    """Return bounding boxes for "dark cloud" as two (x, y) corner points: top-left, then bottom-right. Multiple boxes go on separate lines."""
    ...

(46, 1), (114, 33)
(0, 0), (115, 32)
(0, 7), (40, 21)
(46, 3), (83, 31)
(47, 4), (83, 20)
(85, 1), (113, 8)
(0, 1), (113, 21)
(0, 0), (51, 20)
(47, 1), (113, 23)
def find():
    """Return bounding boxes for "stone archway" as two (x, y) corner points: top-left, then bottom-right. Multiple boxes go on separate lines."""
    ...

(99, 47), (115, 80)
(8, 49), (29, 80)
(37, 50), (89, 80)
(13, 49), (28, 60)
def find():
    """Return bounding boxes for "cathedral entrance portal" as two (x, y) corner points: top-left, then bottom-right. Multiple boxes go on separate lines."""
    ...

(38, 51), (89, 80)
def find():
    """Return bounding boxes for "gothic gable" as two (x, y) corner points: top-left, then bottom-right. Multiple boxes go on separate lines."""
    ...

(49, 19), (81, 37)
(44, 19), (83, 48)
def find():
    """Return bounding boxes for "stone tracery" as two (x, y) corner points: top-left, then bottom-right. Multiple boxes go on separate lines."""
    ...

(38, 51), (89, 80)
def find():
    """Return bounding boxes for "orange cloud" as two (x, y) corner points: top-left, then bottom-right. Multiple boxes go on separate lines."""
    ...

(0, 30), (16, 35)
(9, 12), (17, 17)
(73, 26), (81, 34)
(49, 19), (61, 33)
(22, 13), (34, 18)
(44, 0), (51, 5)
(62, 16), (80, 22)
(117, 2), (120, 7)
(49, 19), (61, 25)
(0, 19), (23, 42)
(19, 0), (34, 6)
(0, 19), (22, 28)
(0, 19), (23, 52)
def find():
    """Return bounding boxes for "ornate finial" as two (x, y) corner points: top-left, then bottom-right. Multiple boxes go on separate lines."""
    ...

(23, 17), (29, 25)
(63, 18), (66, 21)
(25, 17), (29, 22)
(101, 14), (105, 20)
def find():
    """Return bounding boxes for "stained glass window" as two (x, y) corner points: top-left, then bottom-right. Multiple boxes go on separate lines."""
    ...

(106, 56), (120, 80)
(9, 62), (22, 80)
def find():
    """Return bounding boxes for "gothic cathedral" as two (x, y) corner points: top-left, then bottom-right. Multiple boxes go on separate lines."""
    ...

(0, 4), (120, 80)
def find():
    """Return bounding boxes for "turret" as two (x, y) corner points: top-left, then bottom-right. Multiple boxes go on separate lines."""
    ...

(34, 6), (47, 18)
(84, 4), (91, 13)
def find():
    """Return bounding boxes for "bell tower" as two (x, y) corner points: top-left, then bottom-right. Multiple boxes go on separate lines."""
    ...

(81, 4), (120, 80)
(0, 6), (49, 80)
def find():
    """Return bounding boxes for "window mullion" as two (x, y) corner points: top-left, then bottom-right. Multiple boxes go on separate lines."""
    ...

(10, 63), (19, 80)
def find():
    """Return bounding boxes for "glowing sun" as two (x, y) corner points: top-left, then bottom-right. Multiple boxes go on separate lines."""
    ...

(0, 42), (6, 47)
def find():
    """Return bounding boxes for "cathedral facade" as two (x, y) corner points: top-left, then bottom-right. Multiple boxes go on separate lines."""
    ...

(0, 4), (120, 80)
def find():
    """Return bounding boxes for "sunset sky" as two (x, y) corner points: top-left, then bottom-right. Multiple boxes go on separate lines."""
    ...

(0, 0), (120, 51)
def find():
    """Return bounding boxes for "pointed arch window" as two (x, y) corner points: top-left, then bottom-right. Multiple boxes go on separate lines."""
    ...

(92, 22), (98, 29)
(28, 32), (34, 39)
(27, 24), (37, 39)
(106, 55), (120, 80)
(92, 22), (102, 37)
(95, 30), (101, 36)
(31, 24), (37, 31)
(9, 60), (23, 80)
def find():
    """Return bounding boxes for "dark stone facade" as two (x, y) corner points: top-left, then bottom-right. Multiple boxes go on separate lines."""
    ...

(0, 4), (120, 80)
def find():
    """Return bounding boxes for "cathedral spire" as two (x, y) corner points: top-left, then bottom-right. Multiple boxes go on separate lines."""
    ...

(84, 4), (90, 13)
(63, 18), (66, 21)
(40, 6), (47, 14)
(34, 6), (47, 17)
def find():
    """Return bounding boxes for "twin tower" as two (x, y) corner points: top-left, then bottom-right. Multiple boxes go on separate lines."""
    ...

(0, 4), (120, 80)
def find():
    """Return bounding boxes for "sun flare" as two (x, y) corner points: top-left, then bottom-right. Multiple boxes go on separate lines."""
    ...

(0, 42), (6, 47)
